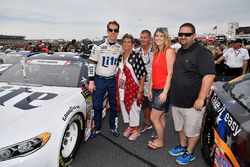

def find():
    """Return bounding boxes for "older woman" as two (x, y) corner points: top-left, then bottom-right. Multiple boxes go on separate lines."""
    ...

(148, 28), (176, 149)
(116, 34), (147, 141)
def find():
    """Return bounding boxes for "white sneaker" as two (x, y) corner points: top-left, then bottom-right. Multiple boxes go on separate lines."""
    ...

(140, 124), (153, 133)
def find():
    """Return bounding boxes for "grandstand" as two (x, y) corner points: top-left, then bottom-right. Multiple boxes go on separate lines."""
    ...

(0, 35), (26, 45)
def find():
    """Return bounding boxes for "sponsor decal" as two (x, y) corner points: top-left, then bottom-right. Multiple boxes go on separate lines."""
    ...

(211, 92), (241, 167)
(224, 112), (241, 137)
(101, 56), (118, 67)
(214, 144), (232, 167)
(214, 130), (240, 167)
(212, 93), (241, 137)
(28, 59), (71, 66)
(100, 50), (110, 54)
(112, 51), (120, 55)
(81, 88), (92, 112)
(113, 48), (121, 55)
(62, 105), (80, 121)
(81, 89), (91, 98)
(0, 86), (57, 110)
(101, 46), (107, 49)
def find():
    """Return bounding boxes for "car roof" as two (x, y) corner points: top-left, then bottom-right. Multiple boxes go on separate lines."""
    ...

(30, 52), (89, 62)
(7, 51), (35, 56)
(0, 52), (44, 64)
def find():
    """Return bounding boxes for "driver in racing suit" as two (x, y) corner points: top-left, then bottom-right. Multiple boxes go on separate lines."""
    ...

(88, 21), (122, 138)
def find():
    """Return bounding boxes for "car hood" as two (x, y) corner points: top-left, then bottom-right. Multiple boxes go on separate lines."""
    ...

(0, 82), (82, 148)
(0, 64), (13, 75)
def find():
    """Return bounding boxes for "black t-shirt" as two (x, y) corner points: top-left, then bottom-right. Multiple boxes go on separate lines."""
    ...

(170, 42), (215, 108)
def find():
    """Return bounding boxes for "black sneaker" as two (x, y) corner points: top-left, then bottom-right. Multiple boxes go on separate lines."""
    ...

(90, 129), (101, 139)
(150, 130), (158, 138)
(111, 129), (120, 137)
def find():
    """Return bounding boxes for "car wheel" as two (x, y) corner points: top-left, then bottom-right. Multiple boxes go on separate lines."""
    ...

(201, 111), (215, 165)
(59, 114), (84, 167)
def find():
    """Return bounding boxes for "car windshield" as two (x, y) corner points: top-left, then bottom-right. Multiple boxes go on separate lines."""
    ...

(231, 79), (250, 109)
(0, 52), (31, 64)
(2, 56), (23, 64)
(0, 59), (82, 87)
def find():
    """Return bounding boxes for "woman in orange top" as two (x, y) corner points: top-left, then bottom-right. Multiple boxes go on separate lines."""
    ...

(148, 28), (176, 149)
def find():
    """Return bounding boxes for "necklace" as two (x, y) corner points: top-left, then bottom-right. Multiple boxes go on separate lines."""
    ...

(156, 52), (161, 63)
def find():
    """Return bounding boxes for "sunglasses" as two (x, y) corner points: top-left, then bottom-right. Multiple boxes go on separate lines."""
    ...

(108, 28), (119, 33)
(178, 32), (194, 37)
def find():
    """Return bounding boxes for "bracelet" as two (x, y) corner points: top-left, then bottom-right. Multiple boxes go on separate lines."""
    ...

(138, 91), (143, 94)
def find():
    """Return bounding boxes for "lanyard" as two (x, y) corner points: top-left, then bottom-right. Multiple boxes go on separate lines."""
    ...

(139, 47), (151, 65)
(234, 49), (240, 57)
(143, 53), (151, 65)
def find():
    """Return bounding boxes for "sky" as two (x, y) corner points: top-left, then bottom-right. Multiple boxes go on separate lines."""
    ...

(1, 0), (250, 40)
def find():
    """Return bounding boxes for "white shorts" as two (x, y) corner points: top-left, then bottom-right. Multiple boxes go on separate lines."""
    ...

(172, 105), (205, 137)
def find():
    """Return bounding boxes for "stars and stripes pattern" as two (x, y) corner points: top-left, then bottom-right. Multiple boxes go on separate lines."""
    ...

(116, 51), (147, 112)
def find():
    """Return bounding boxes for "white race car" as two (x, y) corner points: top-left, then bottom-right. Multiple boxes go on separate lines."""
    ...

(0, 51), (45, 75)
(0, 53), (96, 167)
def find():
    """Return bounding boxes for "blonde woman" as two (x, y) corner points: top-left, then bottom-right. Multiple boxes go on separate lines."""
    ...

(148, 28), (176, 149)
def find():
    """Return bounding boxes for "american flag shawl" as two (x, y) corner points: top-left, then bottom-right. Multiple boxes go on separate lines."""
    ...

(116, 51), (147, 113)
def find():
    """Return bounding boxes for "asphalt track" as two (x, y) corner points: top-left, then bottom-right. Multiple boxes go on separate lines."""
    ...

(72, 110), (209, 167)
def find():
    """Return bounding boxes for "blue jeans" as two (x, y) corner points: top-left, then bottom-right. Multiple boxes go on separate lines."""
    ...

(93, 75), (117, 130)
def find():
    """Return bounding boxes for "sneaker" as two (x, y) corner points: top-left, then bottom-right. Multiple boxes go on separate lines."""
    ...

(123, 127), (132, 137)
(90, 129), (101, 139)
(111, 129), (120, 137)
(140, 124), (153, 133)
(176, 151), (195, 165)
(128, 129), (140, 141)
(168, 145), (187, 156)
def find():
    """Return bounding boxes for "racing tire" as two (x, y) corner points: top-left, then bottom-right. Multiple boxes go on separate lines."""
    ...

(201, 111), (215, 166)
(59, 114), (84, 167)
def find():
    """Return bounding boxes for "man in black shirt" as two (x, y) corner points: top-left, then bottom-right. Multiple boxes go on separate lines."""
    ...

(168, 23), (215, 165)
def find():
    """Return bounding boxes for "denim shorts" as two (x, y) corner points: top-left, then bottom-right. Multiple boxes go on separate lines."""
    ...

(152, 89), (171, 112)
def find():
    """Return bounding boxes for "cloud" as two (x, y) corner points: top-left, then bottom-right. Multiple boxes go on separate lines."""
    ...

(0, 0), (249, 40)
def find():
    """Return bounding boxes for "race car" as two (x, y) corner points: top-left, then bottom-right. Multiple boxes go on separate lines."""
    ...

(201, 74), (250, 167)
(0, 53), (96, 167)
(0, 51), (39, 64)
(0, 51), (43, 75)
(0, 64), (13, 75)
